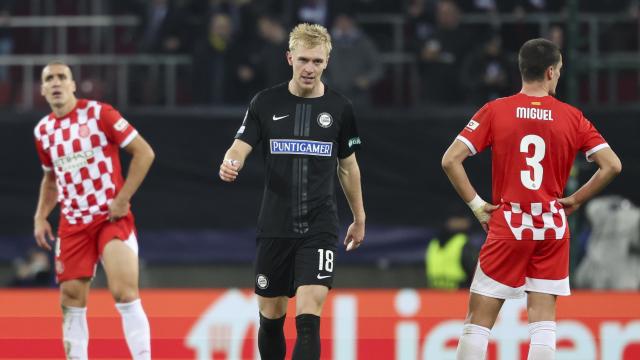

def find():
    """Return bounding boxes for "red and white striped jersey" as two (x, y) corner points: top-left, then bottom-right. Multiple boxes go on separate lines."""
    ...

(457, 93), (608, 241)
(34, 99), (138, 228)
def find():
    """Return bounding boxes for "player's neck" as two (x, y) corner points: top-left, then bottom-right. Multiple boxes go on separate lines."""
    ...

(520, 82), (551, 97)
(288, 80), (324, 98)
(51, 97), (78, 118)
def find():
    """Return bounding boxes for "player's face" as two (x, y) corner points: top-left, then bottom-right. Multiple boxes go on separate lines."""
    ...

(41, 64), (76, 108)
(548, 56), (562, 96)
(287, 45), (329, 93)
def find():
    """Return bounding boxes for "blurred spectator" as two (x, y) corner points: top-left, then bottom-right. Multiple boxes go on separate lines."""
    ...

(193, 13), (256, 104)
(405, 0), (436, 52)
(458, 0), (498, 13)
(425, 212), (478, 289)
(8, 248), (52, 288)
(293, 0), (332, 26)
(575, 196), (640, 290)
(0, 0), (14, 81)
(416, 0), (474, 104)
(497, 0), (565, 52)
(134, 0), (187, 54)
(193, 0), (259, 43)
(349, 0), (403, 13)
(324, 13), (382, 108)
(255, 15), (291, 88)
(460, 33), (514, 105)
(497, 0), (566, 12)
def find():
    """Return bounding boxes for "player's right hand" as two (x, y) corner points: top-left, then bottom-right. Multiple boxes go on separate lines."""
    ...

(219, 159), (240, 182)
(472, 203), (499, 233)
(34, 218), (55, 251)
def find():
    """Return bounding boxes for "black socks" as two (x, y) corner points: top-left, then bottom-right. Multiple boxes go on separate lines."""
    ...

(258, 313), (287, 360)
(292, 314), (321, 360)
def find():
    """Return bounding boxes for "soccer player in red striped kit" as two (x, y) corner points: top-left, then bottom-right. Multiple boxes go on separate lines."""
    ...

(33, 61), (155, 359)
(442, 39), (621, 359)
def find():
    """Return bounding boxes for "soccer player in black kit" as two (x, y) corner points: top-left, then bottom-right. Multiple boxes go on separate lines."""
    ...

(219, 23), (366, 360)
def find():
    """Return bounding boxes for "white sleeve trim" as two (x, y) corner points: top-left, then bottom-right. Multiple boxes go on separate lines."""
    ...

(456, 135), (477, 155)
(585, 143), (609, 162)
(120, 130), (139, 148)
(42, 165), (52, 172)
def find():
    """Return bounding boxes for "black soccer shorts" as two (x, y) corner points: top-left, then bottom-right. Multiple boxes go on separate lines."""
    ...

(254, 233), (338, 297)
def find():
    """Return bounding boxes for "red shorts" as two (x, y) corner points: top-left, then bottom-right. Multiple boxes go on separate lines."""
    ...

(55, 213), (138, 283)
(470, 237), (570, 299)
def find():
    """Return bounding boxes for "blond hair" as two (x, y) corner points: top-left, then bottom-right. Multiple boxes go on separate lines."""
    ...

(289, 23), (332, 55)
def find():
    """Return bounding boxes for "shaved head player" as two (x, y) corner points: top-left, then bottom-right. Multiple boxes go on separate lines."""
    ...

(33, 61), (155, 359)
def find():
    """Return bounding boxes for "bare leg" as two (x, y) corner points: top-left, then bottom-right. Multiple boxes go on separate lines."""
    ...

(60, 278), (91, 360)
(526, 292), (557, 360)
(456, 292), (505, 360)
(102, 239), (150, 360)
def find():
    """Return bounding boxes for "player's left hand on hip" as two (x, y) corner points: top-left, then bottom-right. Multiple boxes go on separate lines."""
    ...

(108, 198), (130, 222)
(558, 196), (580, 215)
(344, 222), (365, 251)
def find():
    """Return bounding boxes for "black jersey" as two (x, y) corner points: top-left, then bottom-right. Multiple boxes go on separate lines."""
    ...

(235, 82), (361, 238)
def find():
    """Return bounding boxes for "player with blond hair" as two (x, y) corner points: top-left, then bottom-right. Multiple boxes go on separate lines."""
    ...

(219, 23), (365, 359)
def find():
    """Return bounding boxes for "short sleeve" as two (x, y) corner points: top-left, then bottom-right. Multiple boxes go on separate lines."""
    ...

(234, 95), (262, 146)
(577, 113), (608, 162)
(456, 102), (493, 155)
(338, 102), (361, 159)
(34, 136), (52, 171)
(99, 103), (138, 148)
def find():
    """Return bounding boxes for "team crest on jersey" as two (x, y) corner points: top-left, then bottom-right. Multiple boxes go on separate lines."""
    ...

(256, 274), (269, 289)
(270, 139), (333, 156)
(78, 124), (90, 138)
(465, 119), (480, 131)
(317, 112), (333, 128)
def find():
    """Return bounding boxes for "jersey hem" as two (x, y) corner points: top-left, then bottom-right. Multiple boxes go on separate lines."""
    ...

(486, 235), (570, 241)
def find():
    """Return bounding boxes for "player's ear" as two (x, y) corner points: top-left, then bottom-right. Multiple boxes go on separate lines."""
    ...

(546, 66), (554, 81)
(71, 80), (77, 93)
(286, 51), (293, 66)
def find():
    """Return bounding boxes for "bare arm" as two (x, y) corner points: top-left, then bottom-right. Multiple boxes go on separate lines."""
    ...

(109, 135), (155, 221)
(33, 171), (58, 251)
(442, 139), (498, 231)
(219, 139), (253, 182)
(559, 147), (622, 214)
(338, 153), (365, 251)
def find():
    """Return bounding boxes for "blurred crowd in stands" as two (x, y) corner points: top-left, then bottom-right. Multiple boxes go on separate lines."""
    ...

(0, 0), (638, 108)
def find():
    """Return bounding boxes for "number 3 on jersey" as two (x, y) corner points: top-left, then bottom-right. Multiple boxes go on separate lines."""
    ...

(520, 134), (545, 190)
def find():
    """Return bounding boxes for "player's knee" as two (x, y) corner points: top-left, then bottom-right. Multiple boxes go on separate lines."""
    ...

(110, 286), (139, 303)
(258, 297), (288, 318)
(60, 282), (88, 307)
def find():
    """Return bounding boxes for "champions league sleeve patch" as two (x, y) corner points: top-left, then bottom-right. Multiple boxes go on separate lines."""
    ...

(270, 139), (333, 157)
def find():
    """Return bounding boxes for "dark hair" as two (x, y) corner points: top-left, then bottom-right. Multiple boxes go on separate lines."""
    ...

(518, 38), (561, 82)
